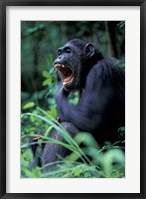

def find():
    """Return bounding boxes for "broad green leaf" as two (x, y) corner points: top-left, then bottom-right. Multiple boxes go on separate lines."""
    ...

(42, 79), (50, 86)
(50, 106), (57, 118)
(42, 70), (51, 79)
(71, 167), (81, 177)
(22, 102), (35, 110)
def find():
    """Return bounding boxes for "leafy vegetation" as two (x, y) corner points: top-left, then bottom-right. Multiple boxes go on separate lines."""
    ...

(21, 21), (125, 178)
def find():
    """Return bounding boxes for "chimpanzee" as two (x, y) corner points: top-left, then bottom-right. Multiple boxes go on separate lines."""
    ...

(42, 38), (125, 172)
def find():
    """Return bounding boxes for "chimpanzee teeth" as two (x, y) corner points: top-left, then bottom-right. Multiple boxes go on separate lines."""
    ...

(54, 64), (65, 68)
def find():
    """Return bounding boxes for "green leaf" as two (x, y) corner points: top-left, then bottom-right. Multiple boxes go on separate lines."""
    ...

(22, 102), (35, 110)
(84, 171), (92, 178)
(118, 127), (125, 132)
(44, 126), (53, 137)
(42, 70), (51, 79)
(69, 97), (79, 105)
(23, 167), (41, 178)
(71, 167), (81, 177)
(42, 79), (50, 86)
(50, 106), (57, 118)
(32, 167), (41, 177)
(101, 149), (125, 178)
(75, 133), (99, 149)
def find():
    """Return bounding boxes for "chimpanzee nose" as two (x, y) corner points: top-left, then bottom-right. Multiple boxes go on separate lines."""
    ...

(54, 59), (59, 65)
(58, 56), (62, 60)
(54, 57), (63, 65)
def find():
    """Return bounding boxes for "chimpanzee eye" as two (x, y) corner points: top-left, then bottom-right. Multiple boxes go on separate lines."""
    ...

(65, 48), (71, 54)
(57, 49), (62, 56)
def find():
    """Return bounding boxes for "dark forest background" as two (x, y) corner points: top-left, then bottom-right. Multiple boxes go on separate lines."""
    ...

(21, 21), (125, 178)
(21, 21), (125, 94)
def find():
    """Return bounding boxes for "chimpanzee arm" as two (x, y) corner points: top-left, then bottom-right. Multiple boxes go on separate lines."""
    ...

(55, 63), (115, 133)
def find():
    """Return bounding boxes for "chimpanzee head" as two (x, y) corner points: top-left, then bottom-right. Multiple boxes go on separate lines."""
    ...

(53, 38), (103, 90)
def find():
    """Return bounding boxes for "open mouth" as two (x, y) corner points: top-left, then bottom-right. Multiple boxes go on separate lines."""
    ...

(54, 63), (74, 85)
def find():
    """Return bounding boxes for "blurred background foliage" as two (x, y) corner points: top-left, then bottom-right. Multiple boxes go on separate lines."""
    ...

(21, 21), (125, 94)
(21, 21), (125, 178)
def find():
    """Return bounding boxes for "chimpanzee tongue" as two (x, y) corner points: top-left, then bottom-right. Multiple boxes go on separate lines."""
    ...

(63, 75), (73, 84)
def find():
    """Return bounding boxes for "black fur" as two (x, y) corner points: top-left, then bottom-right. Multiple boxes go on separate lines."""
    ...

(42, 38), (125, 171)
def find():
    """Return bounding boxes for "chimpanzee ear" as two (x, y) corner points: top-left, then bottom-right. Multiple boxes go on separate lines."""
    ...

(84, 43), (95, 57)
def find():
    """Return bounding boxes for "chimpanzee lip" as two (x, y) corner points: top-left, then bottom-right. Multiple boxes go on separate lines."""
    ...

(54, 63), (74, 85)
